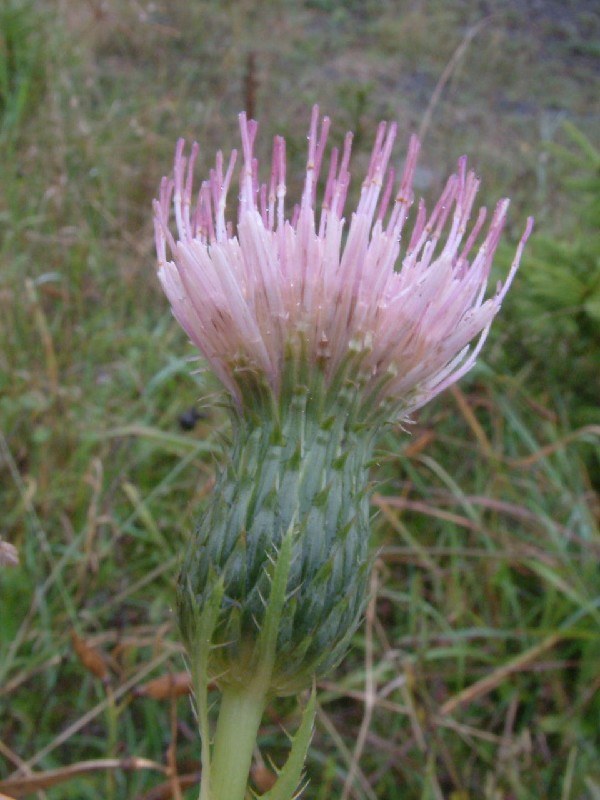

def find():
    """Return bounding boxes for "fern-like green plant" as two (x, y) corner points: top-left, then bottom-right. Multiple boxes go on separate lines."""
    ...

(503, 123), (600, 429)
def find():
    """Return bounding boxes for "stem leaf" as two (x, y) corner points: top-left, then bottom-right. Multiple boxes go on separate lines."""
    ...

(257, 686), (316, 800)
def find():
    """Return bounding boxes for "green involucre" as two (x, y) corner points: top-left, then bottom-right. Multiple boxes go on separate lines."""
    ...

(177, 377), (376, 696)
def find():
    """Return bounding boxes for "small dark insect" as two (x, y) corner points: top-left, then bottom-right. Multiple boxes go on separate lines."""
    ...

(178, 407), (206, 431)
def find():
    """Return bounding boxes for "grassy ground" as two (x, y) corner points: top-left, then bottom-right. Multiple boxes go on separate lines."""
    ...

(1, 0), (599, 798)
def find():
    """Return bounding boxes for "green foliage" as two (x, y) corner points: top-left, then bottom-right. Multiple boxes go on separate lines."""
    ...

(0, 0), (45, 138)
(503, 124), (600, 429)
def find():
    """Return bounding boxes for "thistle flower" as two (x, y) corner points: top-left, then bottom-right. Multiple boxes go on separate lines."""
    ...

(155, 107), (532, 425)
(154, 107), (532, 800)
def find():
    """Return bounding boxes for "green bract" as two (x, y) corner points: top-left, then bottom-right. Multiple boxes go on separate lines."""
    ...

(177, 368), (374, 695)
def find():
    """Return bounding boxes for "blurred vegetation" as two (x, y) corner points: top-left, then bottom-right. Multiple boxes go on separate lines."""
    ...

(0, 1), (598, 799)
(504, 124), (600, 429)
(0, 0), (45, 139)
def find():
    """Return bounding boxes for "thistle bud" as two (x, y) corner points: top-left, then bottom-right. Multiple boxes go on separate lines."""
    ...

(154, 107), (532, 696)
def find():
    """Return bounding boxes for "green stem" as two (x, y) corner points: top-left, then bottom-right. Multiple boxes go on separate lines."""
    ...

(207, 671), (271, 800)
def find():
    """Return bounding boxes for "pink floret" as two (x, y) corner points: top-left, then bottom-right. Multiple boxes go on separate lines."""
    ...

(154, 106), (533, 415)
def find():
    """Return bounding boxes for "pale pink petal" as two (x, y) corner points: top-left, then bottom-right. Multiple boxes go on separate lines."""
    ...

(154, 107), (533, 418)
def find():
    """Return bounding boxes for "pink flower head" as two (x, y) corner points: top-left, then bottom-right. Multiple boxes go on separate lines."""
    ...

(154, 107), (532, 420)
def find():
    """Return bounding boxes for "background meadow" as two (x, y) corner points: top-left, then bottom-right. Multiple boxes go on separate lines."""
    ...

(1, 0), (599, 798)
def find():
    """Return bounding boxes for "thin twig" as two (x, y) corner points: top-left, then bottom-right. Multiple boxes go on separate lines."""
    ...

(8, 650), (173, 776)
(418, 18), (488, 144)
(440, 633), (562, 715)
(316, 706), (377, 800)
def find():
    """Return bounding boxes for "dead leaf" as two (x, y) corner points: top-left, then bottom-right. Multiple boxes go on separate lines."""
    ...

(0, 541), (19, 568)
(251, 762), (277, 792)
(133, 671), (192, 700)
(71, 631), (109, 682)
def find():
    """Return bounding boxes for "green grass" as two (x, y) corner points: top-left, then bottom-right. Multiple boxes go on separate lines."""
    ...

(1, 1), (599, 798)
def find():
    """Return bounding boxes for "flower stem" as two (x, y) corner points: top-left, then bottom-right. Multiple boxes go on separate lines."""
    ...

(207, 671), (271, 800)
